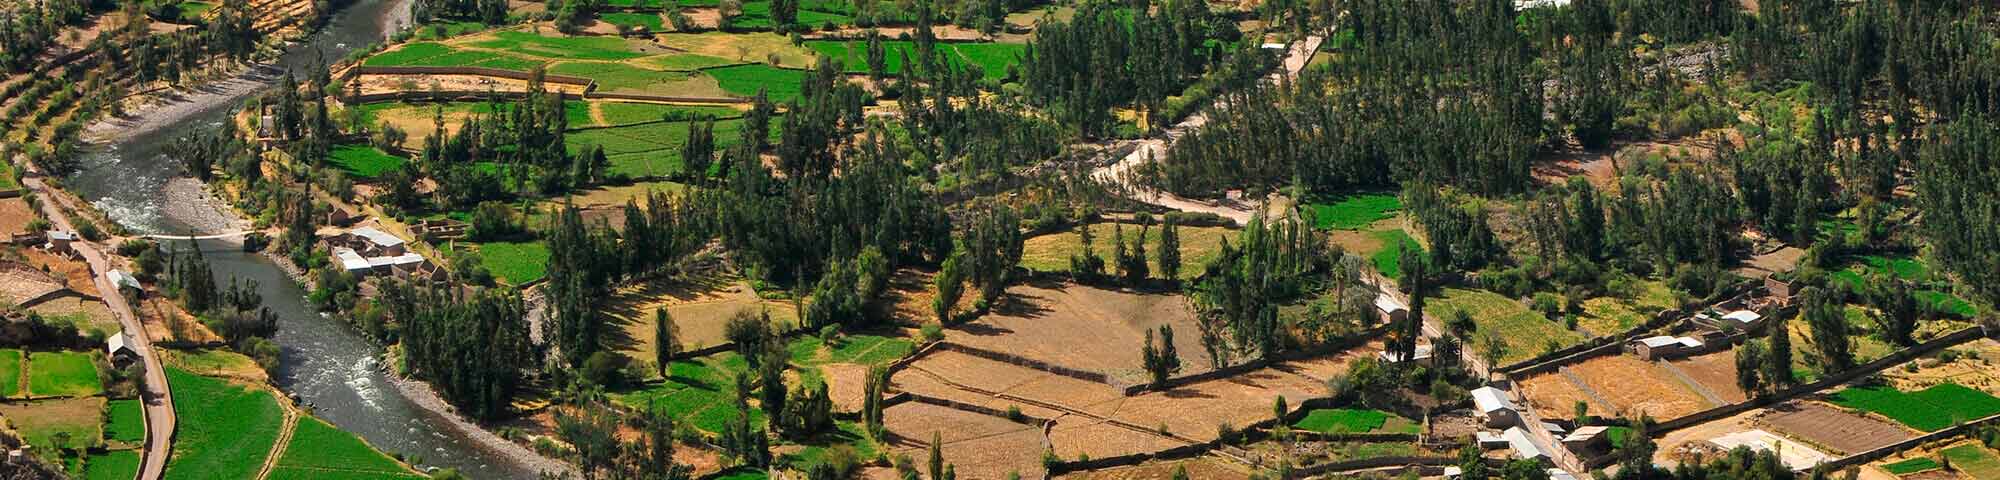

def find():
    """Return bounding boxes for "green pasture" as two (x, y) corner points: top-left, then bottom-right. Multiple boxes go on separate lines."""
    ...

(104, 399), (144, 444)
(1944, 443), (2000, 479)
(272, 416), (422, 478)
(1429, 287), (1584, 364)
(1370, 229), (1422, 280)
(83, 450), (141, 480)
(1305, 193), (1400, 230)
(0, 349), (20, 398)
(328, 144), (408, 178)
(1830, 383), (2000, 432)
(162, 368), (285, 480)
(1291, 408), (1417, 435)
(704, 64), (808, 102)
(28, 351), (102, 398)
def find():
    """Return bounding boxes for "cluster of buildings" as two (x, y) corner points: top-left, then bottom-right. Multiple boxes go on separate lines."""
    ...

(323, 227), (447, 283)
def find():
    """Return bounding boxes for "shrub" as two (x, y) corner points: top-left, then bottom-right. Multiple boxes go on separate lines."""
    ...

(920, 324), (943, 342)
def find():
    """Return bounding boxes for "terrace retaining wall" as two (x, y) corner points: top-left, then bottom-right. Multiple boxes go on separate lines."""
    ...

(933, 342), (1116, 385)
(901, 392), (1055, 426)
(1654, 326), (1989, 434)
(1123, 323), (1392, 395)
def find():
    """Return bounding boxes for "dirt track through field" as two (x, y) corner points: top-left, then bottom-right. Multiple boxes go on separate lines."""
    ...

(254, 400), (302, 480)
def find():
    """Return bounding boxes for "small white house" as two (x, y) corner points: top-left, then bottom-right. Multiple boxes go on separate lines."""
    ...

(1378, 344), (1434, 365)
(1375, 293), (1409, 325)
(105, 270), (141, 297)
(1473, 386), (1521, 428)
(1502, 426), (1547, 461)
(105, 333), (139, 367)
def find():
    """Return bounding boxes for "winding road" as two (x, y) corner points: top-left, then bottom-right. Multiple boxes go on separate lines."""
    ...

(1087, 34), (1324, 226)
(17, 172), (177, 480)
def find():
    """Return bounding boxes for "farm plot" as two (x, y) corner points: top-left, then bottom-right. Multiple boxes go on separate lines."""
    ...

(1055, 456), (1252, 480)
(1942, 443), (2000, 480)
(103, 399), (144, 444)
(271, 416), (423, 479)
(328, 144), (407, 178)
(463, 240), (550, 285)
(1292, 408), (1419, 435)
(1428, 288), (1585, 365)
(1559, 355), (1716, 420)
(654, 33), (818, 68)
(1048, 419), (1190, 460)
(1668, 349), (1750, 404)
(702, 64), (808, 102)
(803, 40), (1025, 81)
(1107, 357), (1346, 442)
(469, 30), (649, 60)
(610, 353), (768, 435)
(891, 350), (1106, 418)
(1369, 229), (1423, 280)
(0, 349), (18, 398)
(879, 402), (1046, 480)
(163, 368), (285, 480)
(0, 397), (105, 450)
(1304, 192), (1400, 230)
(1576, 279), (1678, 335)
(1880, 456), (1942, 475)
(634, 54), (742, 71)
(1829, 383), (2000, 432)
(606, 276), (800, 367)
(950, 282), (1207, 384)
(82, 450), (140, 480)
(28, 297), (121, 338)
(1757, 401), (1913, 454)
(28, 351), (103, 398)
(567, 117), (763, 178)
(0, 198), (35, 235)
(1880, 339), (2000, 396)
(1017, 223), (1234, 281)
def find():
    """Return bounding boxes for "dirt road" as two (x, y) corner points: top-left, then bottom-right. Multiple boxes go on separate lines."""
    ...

(20, 173), (176, 480)
(1088, 34), (1324, 225)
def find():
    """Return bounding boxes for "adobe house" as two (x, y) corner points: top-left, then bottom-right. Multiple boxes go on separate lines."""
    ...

(1631, 335), (1704, 361)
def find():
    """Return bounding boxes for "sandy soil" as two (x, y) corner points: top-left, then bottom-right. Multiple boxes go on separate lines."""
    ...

(951, 281), (1206, 385)
(820, 362), (869, 413)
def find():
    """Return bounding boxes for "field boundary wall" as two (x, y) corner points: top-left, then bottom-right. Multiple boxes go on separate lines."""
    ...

(1654, 326), (1988, 434)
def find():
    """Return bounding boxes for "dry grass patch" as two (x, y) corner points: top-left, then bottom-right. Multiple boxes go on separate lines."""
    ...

(951, 282), (1206, 385)
(1107, 352), (1355, 442)
(161, 349), (268, 383)
(0, 397), (105, 450)
(1519, 372), (1607, 419)
(1569, 355), (1717, 419)
(1017, 223), (1233, 281)
(880, 414), (1046, 480)
(607, 275), (798, 368)
(0, 198), (35, 236)
(1670, 349), (1749, 403)
(1055, 456), (1252, 480)
(1880, 339), (2000, 396)
(27, 297), (120, 337)
(1048, 421), (1189, 460)
(654, 32), (817, 67)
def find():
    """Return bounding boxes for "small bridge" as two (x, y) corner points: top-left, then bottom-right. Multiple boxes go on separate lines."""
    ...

(140, 230), (263, 241)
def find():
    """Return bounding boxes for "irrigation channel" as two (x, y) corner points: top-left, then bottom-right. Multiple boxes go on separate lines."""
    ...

(65, 0), (543, 477)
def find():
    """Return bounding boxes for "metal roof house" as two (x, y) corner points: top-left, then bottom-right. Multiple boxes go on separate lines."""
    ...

(1502, 426), (1547, 461)
(1375, 293), (1409, 325)
(1473, 386), (1521, 428)
(1632, 335), (1705, 360)
(105, 270), (142, 297)
(106, 333), (140, 367)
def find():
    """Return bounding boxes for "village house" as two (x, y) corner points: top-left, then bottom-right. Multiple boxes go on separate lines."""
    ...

(1375, 293), (1409, 325)
(1561, 425), (1612, 453)
(1630, 335), (1705, 361)
(1472, 386), (1522, 428)
(1378, 344), (1434, 366)
(105, 269), (142, 298)
(106, 333), (140, 368)
(43, 230), (76, 255)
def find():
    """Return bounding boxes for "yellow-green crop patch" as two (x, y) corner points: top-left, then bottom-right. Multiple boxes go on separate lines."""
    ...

(28, 351), (102, 398)
(1429, 287), (1585, 364)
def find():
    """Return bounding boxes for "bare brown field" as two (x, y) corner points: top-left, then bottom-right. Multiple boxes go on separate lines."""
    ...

(1534, 355), (1716, 420)
(889, 367), (1065, 420)
(1671, 350), (1749, 403)
(1756, 401), (1913, 455)
(1048, 419), (1190, 460)
(1055, 456), (1253, 480)
(903, 349), (1127, 413)
(0, 263), (64, 307)
(880, 402), (1046, 480)
(821, 362), (868, 412)
(952, 282), (1206, 384)
(0, 199), (34, 236)
(871, 267), (975, 325)
(1519, 372), (1609, 419)
(605, 275), (799, 368)
(20, 249), (99, 298)
(1108, 362), (1336, 442)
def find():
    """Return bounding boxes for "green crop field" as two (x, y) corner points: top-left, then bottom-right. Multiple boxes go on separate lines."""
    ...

(597, 103), (742, 126)
(730, 1), (855, 29)
(1577, 279), (1678, 335)
(1944, 443), (2000, 479)
(470, 241), (551, 285)
(601, 12), (665, 30)
(362, 42), (455, 66)
(1830, 383), (2000, 431)
(1292, 409), (1395, 434)
(272, 416), (421, 478)
(471, 31), (647, 61)
(712, 467), (769, 480)
(1370, 229), (1423, 280)
(704, 64), (807, 102)
(636, 54), (742, 71)
(549, 61), (699, 92)
(613, 353), (768, 435)
(104, 399), (144, 444)
(28, 351), (102, 397)
(0, 348), (21, 398)
(950, 43), (1028, 81)
(328, 144), (407, 178)
(1430, 287), (1584, 364)
(1306, 193), (1400, 230)
(83, 450), (140, 480)
(569, 118), (764, 178)
(163, 368), (284, 480)
(1883, 456), (1941, 474)
(175, 1), (214, 22)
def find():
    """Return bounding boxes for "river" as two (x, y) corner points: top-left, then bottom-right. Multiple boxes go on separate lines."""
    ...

(65, 1), (541, 478)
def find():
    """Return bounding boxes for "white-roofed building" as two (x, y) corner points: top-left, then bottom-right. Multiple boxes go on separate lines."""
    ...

(44, 230), (76, 254)
(334, 247), (373, 274)
(106, 333), (140, 367)
(1562, 425), (1611, 451)
(1502, 426), (1547, 461)
(1473, 386), (1521, 428)
(1375, 293), (1409, 325)
(1632, 335), (1705, 360)
(342, 227), (408, 256)
(1722, 310), (1764, 328)
(1547, 468), (1579, 480)
(105, 270), (142, 297)
(1378, 344), (1433, 365)
(1477, 431), (1508, 448)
